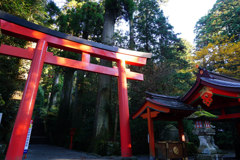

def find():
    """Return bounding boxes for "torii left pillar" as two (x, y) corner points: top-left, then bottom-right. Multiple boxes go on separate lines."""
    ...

(5, 40), (48, 160)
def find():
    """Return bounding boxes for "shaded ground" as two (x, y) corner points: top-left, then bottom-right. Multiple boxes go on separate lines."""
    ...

(23, 144), (149, 160)
(23, 144), (236, 160)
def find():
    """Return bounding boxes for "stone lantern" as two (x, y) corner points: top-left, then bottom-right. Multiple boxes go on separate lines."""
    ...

(187, 106), (221, 159)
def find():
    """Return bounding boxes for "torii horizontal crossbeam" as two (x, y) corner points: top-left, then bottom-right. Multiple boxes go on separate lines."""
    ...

(0, 44), (143, 80)
(0, 18), (148, 66)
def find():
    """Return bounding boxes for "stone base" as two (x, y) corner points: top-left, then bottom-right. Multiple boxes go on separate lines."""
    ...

(196, 154), (224, 160)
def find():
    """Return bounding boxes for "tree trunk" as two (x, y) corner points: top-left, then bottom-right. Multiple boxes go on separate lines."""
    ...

(72, 55), (85, 128)
(71, 31), (88, 129)
(48, 71), (60, 112)
(56, 68), (75, 145)
(129, 17), (135, 50)
(113, 103), (118, 142)
(93, 8), (115, 139)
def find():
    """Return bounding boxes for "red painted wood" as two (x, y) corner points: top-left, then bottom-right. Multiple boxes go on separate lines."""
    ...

(205, 101), (240, 110)
(212, 88), (239, 98)
(145, 101), (171, 113)
(0, 44), (144, 81)
(217, 113), (240, 120)
(187, 87), (202, 105)
(0, 20), (147, 66)
(140, 111), (159, 119)
(117, 59), (132, 157)
(147, 107), (156, 158)
(5, 40), (48, 160)
(132, 101), (170, 119)
(82, 52), (90, 63)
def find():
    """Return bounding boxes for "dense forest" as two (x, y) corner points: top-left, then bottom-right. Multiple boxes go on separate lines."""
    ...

(0, 0), (239, 158)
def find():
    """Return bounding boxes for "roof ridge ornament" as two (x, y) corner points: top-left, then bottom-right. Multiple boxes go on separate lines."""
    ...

(196, 65), (212, 79)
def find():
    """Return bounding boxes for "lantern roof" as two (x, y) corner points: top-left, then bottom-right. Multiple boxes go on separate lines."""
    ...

(187, 107), (218, 120)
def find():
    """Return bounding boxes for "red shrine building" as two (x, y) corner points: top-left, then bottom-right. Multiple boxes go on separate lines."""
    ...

(132, 68), (240, 159)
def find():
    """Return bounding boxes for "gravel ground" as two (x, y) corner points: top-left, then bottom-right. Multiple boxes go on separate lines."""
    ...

(23, 144), (149, 160)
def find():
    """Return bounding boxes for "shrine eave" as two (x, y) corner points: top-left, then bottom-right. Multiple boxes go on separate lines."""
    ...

(0, 10), (151, 58)
(182, 68), (240, 102)
(146, 92), (195, 111)
(132, 92), (196, 120)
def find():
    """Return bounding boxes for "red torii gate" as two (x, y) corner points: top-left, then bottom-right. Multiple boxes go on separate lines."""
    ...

(0, 10), (151, 159)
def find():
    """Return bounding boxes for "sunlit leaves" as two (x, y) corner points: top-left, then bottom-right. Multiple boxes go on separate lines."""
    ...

(194, 35), (240, 79)
(194, 0), (240, 79)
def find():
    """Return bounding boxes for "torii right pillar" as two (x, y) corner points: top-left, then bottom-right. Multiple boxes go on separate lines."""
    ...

(117, 59), (132, 157)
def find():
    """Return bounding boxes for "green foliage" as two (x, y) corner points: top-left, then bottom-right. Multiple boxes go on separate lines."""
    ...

(33, 86), (45, 119)
(58, 1), (104, 40)
(46, 1), (61, 25)
(105, 0), (135, 21)
(129, 0), (193, 99)
(194, 0), (240, 78)
(193, 35), (240, 79)
(183, 120), (198, 144)
(213, 122), (235, 150)
(186, 142), (198, 156)
(195, 0), (240, 49)
(0, 0), (50, 25)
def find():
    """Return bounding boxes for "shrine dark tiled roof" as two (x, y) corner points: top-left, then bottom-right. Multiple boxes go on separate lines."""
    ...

(146, 91), (196, 111)
(182, 68), (240, 101)
(200, 77), (240, 89)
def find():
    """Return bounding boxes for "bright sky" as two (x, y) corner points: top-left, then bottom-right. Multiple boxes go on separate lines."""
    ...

(162, 0), (216, 45)
(54, 0), (217, 45)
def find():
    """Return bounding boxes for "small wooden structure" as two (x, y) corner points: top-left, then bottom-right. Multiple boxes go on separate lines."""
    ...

(155, 141), (187, 159)
(132, 92), (196, 159)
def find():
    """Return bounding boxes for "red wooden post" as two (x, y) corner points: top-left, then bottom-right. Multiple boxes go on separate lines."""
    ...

(82, 52), (90, 63)
(147, 107), (155, 159)
(117, 59), (132, 157)
(178, 119), (185, 142)
(5, 40), (48, 160)
(69, 128), (76, 150)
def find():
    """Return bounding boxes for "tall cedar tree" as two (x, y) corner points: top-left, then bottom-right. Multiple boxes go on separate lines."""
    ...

(129, 0), (192, 153)
(93, 0), (134, 147)
(54, 1), (104, 146)
(194, 0), (240, 78)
